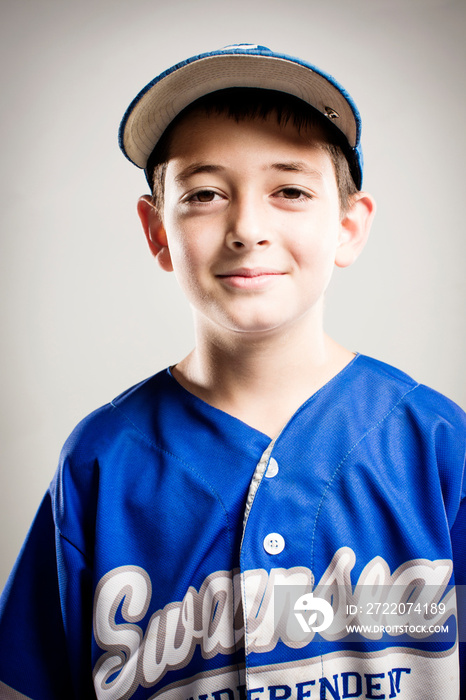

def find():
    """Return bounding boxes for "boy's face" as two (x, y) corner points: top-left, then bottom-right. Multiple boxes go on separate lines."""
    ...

(140, 111), (372, 340)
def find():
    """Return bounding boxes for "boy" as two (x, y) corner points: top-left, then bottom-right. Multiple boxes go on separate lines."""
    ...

(0, 44), (464, 699)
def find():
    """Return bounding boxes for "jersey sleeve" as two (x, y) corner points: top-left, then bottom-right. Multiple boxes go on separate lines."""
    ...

(0, 402), (124, 699)
(0, 489), (95, 699)
(451, 490), (466, 693)
(432, 386), (466, 692)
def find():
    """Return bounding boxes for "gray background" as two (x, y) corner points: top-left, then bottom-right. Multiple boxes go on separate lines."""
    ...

(1, 0), (465, 590)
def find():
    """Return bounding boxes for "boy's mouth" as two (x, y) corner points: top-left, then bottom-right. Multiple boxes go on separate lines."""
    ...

(216, 267), (285, 290)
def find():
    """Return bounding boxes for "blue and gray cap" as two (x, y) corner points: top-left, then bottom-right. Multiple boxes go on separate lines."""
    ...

(119, 44), (364, 188)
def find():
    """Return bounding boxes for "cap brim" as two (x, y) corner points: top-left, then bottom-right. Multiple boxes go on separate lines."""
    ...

(120, 53), (359, 169)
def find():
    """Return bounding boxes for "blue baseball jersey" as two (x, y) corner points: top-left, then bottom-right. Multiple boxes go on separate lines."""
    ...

(0, 354), (464, 699)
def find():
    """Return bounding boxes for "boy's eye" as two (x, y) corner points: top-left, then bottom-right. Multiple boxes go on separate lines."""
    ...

(187, 190), (221, 203)
(278, 187), (309, 199)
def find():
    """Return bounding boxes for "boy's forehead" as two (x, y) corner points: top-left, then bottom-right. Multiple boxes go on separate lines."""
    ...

(168, 109), (331, 160)
(165, 111), (338, 190)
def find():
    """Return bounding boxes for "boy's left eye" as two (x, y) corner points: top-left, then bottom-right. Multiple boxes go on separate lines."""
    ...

(275, 187), (311, 200)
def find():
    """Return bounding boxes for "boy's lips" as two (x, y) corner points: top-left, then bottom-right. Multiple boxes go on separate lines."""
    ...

(216, 267), (285, 290)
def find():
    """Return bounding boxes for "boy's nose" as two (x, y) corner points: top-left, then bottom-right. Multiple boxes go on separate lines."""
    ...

(225, 199), (270, 250)
(226, 232), (270, 250)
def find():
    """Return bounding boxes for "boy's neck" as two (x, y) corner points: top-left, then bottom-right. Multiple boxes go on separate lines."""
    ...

(172, 315), (355, 438)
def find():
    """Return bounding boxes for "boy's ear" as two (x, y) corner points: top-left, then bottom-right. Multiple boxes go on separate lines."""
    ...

(335, 192), (376, 268)
(137, 195), (173, 272)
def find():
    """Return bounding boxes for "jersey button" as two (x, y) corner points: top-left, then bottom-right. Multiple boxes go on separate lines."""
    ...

(263, 532), (285, 555)
(265, 457), (279, 478)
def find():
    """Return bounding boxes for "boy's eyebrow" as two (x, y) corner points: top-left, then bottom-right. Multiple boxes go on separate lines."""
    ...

(270, 161), (323, 179)
(175, 163), (224, 184)
(174, 161), (323, 184)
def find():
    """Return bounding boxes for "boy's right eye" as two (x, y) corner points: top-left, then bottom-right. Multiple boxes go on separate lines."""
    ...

(186, 190), (221, 203)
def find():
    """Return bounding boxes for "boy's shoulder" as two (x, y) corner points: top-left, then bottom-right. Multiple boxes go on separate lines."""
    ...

(51, 369), (176, 544)
(357, 354), (465, 423)
(351, 356), (465, 494)
(348, 356), (465, 473)
(59, 368), (173, 462)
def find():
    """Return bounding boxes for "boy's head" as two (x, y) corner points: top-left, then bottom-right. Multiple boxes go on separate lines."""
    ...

(120, 45), (375, 338)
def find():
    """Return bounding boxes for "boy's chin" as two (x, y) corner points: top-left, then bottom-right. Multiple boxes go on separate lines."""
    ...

(197, 308), (312, 339)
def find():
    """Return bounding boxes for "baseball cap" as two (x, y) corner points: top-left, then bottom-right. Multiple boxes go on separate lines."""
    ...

(119, 43), (363, 188)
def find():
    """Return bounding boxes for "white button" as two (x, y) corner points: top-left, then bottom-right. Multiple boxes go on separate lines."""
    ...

(263, 533), (285, 555)
(265, 457), (279, 478)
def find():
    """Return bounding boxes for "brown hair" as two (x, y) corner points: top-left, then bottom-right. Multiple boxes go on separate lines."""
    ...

(146, 88), (359, 215)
